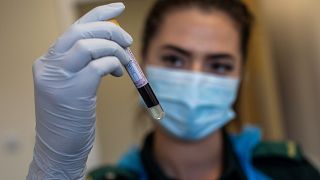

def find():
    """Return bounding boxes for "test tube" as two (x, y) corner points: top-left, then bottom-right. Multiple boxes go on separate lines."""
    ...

(109, 20), (164, 120)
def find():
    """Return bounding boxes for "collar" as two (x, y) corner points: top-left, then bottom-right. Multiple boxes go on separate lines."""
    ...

(140, 131), (247, 180)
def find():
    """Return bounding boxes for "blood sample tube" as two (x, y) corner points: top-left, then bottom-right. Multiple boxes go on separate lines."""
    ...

(109, 20), (164, 120)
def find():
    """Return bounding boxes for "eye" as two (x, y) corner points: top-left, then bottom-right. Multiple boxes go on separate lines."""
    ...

(160, 54), (186, 68)
(209, 62), (234, 75)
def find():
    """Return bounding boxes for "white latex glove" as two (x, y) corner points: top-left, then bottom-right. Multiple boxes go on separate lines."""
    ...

(27, 3), (132, 179)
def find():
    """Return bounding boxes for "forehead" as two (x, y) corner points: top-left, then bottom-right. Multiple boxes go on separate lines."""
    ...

(156, 8), (241, 55)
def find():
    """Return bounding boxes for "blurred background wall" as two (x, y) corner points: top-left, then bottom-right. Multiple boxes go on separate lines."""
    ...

(259, 0), (320, 169)
(0, 1), (61, 179)
(0, 0), (319, 179)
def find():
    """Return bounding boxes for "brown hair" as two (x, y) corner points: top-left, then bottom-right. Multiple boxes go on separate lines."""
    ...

(141, 0), (253, 60)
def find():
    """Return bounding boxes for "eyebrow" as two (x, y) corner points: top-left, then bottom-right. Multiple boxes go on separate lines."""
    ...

(206, 54), (235, 61)
(161, 44), (235, 61)
(161, 45), (192, 57)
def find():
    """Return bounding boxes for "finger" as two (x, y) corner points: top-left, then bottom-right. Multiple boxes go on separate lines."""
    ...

(76, 3), (125, 24)
(85, 56), (124, 77)
(54, 21), (132, 53)
(63, 39), (130, 72)
(110, 65), (124, 77)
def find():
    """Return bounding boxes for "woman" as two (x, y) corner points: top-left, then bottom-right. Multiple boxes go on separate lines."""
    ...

(28, 0), (320, 179)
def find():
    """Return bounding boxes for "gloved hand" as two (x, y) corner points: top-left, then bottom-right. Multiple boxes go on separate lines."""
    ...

(27, 3), (132, 179)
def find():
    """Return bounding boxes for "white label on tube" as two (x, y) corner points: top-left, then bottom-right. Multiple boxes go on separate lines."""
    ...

(125, 49), (148, 88)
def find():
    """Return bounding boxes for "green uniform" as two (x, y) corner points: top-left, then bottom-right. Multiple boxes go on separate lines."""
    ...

(87, 132), (320, 180)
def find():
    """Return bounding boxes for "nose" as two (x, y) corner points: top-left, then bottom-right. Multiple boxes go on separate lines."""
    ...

(190, 58), (203, 73)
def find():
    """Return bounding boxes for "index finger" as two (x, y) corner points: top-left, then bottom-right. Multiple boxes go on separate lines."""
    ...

(75, 3), (125, 24)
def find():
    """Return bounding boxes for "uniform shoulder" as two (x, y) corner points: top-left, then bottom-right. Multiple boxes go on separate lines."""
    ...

(87, 165), (139, 180)
(252, 140), (320, 179)
(252, 140), (303, 161)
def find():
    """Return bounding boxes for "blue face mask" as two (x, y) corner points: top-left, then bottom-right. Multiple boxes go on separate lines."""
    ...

(145, 66), (240, 141)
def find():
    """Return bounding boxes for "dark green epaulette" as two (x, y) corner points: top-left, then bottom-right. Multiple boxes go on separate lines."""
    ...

(252, 141), (320, 179)
(86, 165), (138, 180)
(252, 140), (303, 161)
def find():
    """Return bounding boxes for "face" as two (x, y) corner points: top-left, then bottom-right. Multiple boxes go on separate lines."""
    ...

(144, 8), (242, 77)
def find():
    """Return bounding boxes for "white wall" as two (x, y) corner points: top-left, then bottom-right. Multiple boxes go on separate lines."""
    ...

(0, 0), (61, 179)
